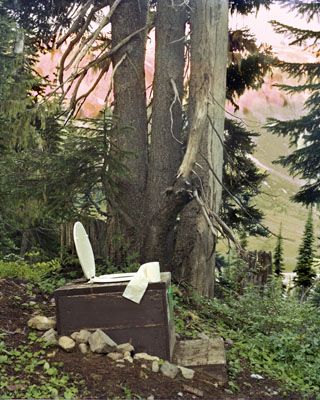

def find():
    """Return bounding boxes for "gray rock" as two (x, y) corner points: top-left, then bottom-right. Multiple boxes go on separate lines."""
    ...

(107, 352), (123, 361)
(71, 332), (79, 341)
(41, 328), (57, 343)
(224, 388), (233, 395)
(117, 343), (135, 353)
(147, 396), (155, 400)
(58, 336), (75, 352)
(123, 355), (134, 363)
(177, 365), (195, 379)
(225, 338), (234, 347)
(28, 315), (56, 331)
(77, 329), (92, 344)
(197, 332), (210, 340)
(79, 343), (88, 354)
(160, 361), (179, 379)
(134, 352), (160, 361)
(152, 360), (159, 373)
(88, 329), (117, 354)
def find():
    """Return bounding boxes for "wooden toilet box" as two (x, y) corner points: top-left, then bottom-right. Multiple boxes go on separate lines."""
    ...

(54, 272), (176, 360)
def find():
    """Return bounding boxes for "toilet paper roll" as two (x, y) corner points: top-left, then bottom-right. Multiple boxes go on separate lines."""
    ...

(122, 262), (161, 304)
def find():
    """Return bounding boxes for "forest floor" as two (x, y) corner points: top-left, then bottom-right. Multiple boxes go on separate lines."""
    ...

(0, 277), (307, 399)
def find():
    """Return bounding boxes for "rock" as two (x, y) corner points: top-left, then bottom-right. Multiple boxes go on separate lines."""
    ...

(58, 336), (75, 352)
(41, 328), (57, 343)
(116, 364), (125, 368)
(250, 373), (264, 380)
(177, 366), (195, 379)
(117, 343), (135, 353)
(152, 361), (159, 373)
(182, 384), (203, 397)
(71, 332), (79, 341)
(123, 351), (131, 358)
(224, 338), (234, 347)
(88, 329), (117, 354)
(141, 363), (147, 369)
(28, 316), (56, 331)
(133, 353), (160, 362)
(147, 396), (154, 400)
(79, 343), (88, 354)
(160, 361), (179, 379)
(107, 352), (123, 361)
(77, 329), (92, 344)
(224, 388), (233, 395)
(116, 359), (125, 363)
(197, 332), (210, 340)
(139, 370), (148, 379)
(123, 355), (133, 363)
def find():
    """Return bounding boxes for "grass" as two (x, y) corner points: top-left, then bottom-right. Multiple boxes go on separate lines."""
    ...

(174, 279), (320, 399)
(224, 112), (320, 272)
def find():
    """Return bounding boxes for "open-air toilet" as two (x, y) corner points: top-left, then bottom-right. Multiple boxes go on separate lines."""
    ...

(54, 221), (176, 360)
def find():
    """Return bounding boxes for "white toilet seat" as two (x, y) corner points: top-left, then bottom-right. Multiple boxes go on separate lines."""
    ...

(73, 222), (135, 283)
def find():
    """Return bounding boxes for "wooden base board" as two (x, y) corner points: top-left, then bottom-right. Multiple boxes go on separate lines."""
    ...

(173, 337), (228, 383)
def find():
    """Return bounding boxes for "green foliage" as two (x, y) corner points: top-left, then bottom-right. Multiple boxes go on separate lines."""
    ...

(228, 0), (272, 15)
(175, 279), (320, 397)
(266, 2), (320, 206)
(221, 119), (268, 237)
(294, 208), (316, 290)
(0, 339), (83, 399)
(0, 256), (66, 293)
(273, 223), (285, 276)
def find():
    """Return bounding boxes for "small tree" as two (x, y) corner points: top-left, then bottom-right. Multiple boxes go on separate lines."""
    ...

(273, 223), (285, 276)
(294, 209), (316, 291)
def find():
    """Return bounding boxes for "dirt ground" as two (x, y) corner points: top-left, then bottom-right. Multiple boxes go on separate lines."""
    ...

(0, 277), (308, 399)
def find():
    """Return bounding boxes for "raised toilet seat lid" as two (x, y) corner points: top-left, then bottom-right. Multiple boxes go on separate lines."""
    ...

(73, 222), (135, 283)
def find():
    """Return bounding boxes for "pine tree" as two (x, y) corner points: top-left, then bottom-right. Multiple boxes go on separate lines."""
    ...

(221, 119), (269, 236)
(273, 223), (285, 276)
(294, 208), (316, 290)
(266, 1), (320, 206)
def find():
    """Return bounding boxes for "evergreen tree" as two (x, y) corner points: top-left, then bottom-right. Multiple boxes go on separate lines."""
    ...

(266, 1), (320, 206)
(273, 223), (285, 276)
(221, 119), (269, 236)
(294, 208), (316, 290)
(221, 27), (274, 237)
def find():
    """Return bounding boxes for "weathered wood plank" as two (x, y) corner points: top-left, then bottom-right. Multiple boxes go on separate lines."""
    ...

(173, 337), (226, 366)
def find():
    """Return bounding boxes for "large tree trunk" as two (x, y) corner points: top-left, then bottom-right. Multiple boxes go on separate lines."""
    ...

(142, 0), (186, 266)
(108, 0), (149, 262)
(173, 0), (229, 297)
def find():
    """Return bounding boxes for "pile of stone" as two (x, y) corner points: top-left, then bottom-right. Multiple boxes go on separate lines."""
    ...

(27, 315), (195, 380)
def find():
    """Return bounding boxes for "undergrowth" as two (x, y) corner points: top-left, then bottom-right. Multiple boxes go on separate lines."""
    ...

(174, 279), (320, 399)
(0, 333), (85, 399)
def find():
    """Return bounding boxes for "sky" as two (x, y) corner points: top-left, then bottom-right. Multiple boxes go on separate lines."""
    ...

(230, 2), (319, 61)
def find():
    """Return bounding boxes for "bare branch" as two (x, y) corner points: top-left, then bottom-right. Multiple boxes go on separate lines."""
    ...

(58, 3), (103, 86)
(65, 0), (123, 77)
(56, 0), (96, 48)
(169, 78), (183, 145)
(105, 53), (127, 103)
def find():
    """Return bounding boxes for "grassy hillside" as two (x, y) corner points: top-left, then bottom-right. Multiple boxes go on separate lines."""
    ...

(237, 105), (320, 272)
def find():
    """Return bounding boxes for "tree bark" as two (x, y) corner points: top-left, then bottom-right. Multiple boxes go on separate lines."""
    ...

(108, 0), (149, 261)
(173, 0), (229, 297)
(142, 0), (186, 265)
